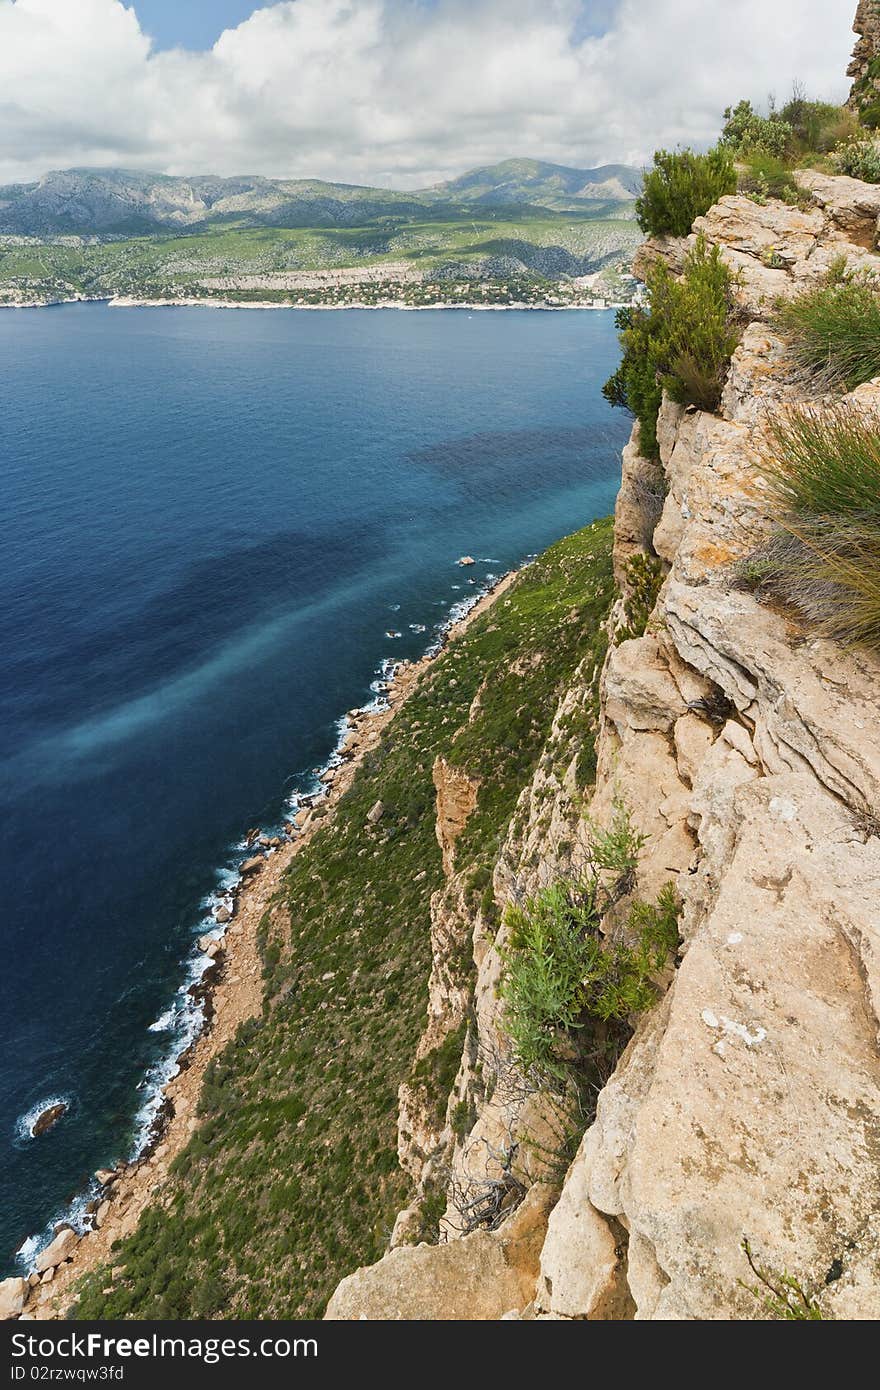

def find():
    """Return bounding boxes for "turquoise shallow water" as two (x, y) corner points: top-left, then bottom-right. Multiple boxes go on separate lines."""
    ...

(0, 302), (628, 1271)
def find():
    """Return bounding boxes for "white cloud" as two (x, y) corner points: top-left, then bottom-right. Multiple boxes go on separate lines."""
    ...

(0, 0), (858, 186)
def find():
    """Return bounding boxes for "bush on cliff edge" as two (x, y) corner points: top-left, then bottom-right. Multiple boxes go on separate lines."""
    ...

(603, 235), (740, 458)
(635, 146), (737, 238)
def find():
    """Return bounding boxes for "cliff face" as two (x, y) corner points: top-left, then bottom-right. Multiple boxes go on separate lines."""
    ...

(848, 0), (880, 113)
(327, 173), (880, 1320)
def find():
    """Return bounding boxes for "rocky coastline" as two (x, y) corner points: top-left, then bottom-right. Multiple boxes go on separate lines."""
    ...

(1, 566), (519, 1322)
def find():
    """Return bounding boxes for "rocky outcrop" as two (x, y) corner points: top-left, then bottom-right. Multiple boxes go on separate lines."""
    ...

(34, 1228), (79, 1276)
(0, 1278), (27, 1320)
(327, 1184), (554, 1320)
(636, 181), (880, 323)
(848, 1), (880, 113)
(432, 757), (479, 875)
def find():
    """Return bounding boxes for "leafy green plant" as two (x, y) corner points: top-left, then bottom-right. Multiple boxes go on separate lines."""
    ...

(500, 806), (680, 1089)
(737, 151), (801, 206)
(833, 136), (880, 183)
(722, 100), (793, 159)
(779, 92), (857, 154)
(758, 404), (880, 650)
(617, 552), (666, 641)
(774, 269), (880, 389)
(722, 92), (855, 167)
(635, 147), (736, 238)
(604, 236), (740, 457)
(740, 1239), (825, 1320)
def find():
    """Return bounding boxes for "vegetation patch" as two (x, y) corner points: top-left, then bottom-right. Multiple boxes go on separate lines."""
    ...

(756, 403), (880, 651)
(616, 552), (666, 641)
(722, 92), (857, 168)
(500, 802), (680, 1093)
(635, 147), (736, 239)
(604, 236), (740, 458)
(773, 263), (880, 390)
(71, 520), (617, 1320)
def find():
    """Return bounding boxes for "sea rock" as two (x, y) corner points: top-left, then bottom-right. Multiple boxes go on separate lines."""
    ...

(31, 1102), (67, 1137)
(457, 556), (475, 566)
(95, 1169), (117, 1186)
(214, 904), (232, 924)
(0, 1277), (27, 1320)
(239, 856), (263, 877)
(34, 1227), (79, 1274)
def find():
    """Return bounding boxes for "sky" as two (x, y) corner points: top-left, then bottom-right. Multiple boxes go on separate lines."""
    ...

(0, 0), (858, 188)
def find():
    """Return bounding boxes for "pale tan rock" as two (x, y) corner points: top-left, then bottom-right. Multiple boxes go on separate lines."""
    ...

(604, 635), (687, 733)
(0, 1277), (27, 1320)
(613, 432), (666, 586)
(536, 1130), (633, 1319)
(34, 1228), (79, 1274)
(673, 713), (716, 787)
(797, 168), (880, 239)
(325, 1229), (534, 1320)
(432, 756), (479, 875)
(580, 775), (880, 1319)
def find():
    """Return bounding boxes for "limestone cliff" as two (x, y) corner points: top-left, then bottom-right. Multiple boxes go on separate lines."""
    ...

(327, 172), (880, 1320)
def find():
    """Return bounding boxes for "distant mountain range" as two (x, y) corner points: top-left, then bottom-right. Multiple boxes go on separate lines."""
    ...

(0, 159), (641, 237)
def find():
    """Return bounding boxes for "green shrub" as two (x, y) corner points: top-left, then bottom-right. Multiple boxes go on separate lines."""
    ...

(737, 151), (800, 205)
(617, 552), (666, 641)
(833, 136), (880, 183)
(741, 1239), (825, 1320)
(759, 404), (880, 650)
(500, 805), (680, 1089)
(635, 146), (736, 238)
(604, 236), (739, 457)
(860, 102), (880, 131)
(773, 270), (880, 389)
(721, 100), (792, 159)
(779, 94), (857, 155)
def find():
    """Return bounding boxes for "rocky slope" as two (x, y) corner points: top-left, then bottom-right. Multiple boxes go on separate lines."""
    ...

(327, 172), (880, 1320)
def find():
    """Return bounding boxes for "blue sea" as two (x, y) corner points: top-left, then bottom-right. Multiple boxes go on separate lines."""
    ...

(0, 302), (627, 1272)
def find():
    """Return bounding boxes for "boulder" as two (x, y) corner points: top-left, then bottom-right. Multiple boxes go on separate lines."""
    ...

(536, 1130), (634, 1320)
(34, 1227), (79, 1274)
(326, 1229), (532, 1321)
(95, 1169), (117, 1186)
(214, 904), (232, 924)
(239, 856), (263, 877)
(31, 1102), (67, 1137)
(366, 799), (384, 825)
(0, 1277), (27, 1320)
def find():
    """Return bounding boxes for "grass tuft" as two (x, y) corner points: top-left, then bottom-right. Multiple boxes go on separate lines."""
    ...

(758, 404), (880, 650)
(773, 271), (880, 391)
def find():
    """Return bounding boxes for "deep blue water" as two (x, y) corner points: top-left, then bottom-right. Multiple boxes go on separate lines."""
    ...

(0, 303), (627, 1271)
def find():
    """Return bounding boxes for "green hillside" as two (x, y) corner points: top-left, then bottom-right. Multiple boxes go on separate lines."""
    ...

(71, 520), (616, 1320)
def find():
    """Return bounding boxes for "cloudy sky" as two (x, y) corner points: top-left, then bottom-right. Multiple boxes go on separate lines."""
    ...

(0, 0), (858, 188)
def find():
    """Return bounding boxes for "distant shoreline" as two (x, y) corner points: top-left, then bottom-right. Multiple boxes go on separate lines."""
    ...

(1, 294), (623, 313)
